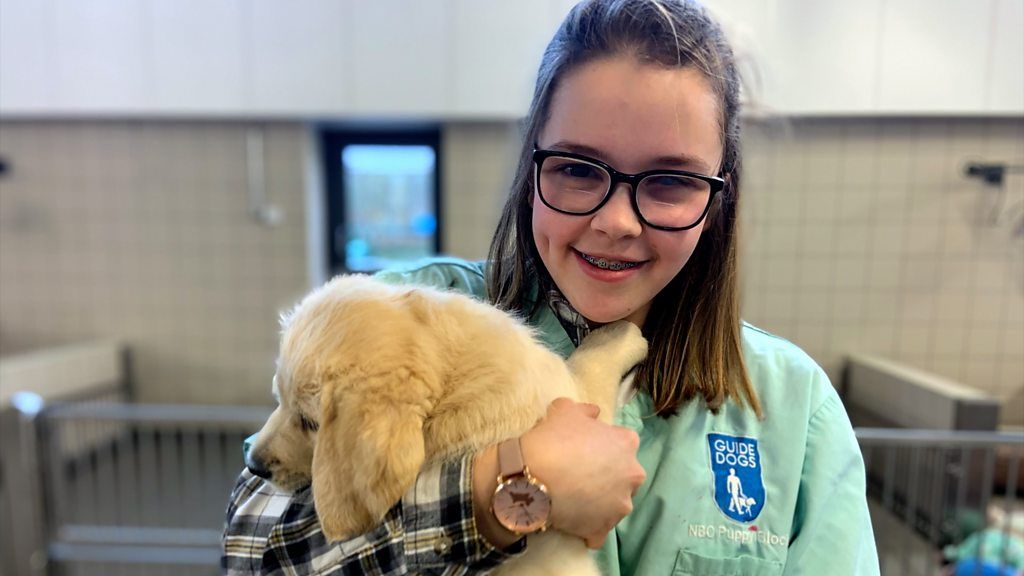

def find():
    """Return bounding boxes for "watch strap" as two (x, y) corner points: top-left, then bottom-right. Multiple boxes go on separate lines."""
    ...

(497, 437), (526, 479)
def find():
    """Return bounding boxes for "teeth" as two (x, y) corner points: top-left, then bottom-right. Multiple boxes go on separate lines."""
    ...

(580, 252), (641, 271)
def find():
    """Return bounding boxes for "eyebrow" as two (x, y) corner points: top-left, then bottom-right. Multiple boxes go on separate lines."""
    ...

(544, 140), (713, 175)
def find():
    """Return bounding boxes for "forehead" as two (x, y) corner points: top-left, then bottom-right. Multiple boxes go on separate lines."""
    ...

(540, 56), (723, 174)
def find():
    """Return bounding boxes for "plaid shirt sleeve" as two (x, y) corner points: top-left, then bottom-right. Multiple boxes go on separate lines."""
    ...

(222, 455), (525, 575)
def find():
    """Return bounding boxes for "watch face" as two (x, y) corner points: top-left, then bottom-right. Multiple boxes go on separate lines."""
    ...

(493, 477), (551, 534)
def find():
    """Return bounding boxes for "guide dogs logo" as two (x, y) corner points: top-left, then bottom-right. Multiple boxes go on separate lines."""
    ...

(707, 433), (765, 522)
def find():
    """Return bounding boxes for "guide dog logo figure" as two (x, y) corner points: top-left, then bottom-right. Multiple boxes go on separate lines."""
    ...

(708, 433), (765, 522)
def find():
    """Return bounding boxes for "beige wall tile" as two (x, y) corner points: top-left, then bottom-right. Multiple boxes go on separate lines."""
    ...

(2, 117), (1020, 424)
(740, 118), (1024, 424)
(0, 121), (308, 404)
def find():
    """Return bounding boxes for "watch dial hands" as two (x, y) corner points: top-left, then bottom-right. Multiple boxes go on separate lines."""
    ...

(511, 491), (535, 507)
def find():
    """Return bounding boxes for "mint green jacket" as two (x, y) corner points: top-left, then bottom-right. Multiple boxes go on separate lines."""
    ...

(378, 258), (880, 576)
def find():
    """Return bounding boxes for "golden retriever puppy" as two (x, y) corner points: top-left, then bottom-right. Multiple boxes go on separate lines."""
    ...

(246, 275), (647, 575)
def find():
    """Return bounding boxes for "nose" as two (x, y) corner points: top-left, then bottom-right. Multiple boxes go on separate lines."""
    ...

(591, 183), (643, 239)
(245, 454), (273, 479)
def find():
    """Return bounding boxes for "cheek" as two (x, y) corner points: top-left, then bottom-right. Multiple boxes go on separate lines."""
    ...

(654, 225), (703, 270)
(532, 198), (583, 251)
(531, 198), (557, 251)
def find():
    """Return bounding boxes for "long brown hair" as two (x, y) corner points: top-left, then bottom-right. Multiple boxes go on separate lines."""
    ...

(486, 0), (761, 418)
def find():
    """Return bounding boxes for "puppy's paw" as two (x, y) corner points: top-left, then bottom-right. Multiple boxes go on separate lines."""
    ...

(578, 320), (648, 369)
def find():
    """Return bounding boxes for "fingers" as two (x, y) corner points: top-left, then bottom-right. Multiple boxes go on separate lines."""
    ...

(584, 532), (608, 550)
(548, 397), (601, 419)
(578, 402), (601, 419)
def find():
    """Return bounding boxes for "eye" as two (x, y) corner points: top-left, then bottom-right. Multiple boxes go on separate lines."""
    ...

(554, 161), (602, 180)
(297, 413), (319, 432)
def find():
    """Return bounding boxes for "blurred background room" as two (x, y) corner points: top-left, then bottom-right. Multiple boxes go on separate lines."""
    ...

(0, 1), (1021, 575)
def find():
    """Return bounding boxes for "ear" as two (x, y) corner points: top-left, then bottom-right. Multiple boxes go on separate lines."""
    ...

(312, 378), (428, 542)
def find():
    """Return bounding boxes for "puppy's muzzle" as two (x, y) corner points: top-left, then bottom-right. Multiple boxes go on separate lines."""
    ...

(246, 454), (273, 479)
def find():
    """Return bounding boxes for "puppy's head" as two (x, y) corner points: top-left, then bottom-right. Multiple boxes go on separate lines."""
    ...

(245, 371), (320, 491)
(243, 274), (384, 493)
(245, 281), (342, 491)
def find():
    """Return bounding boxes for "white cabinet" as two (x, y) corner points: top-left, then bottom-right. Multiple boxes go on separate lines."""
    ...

(148, 0), (247, 113)
(51, 0), (148, 112)
(449, 0), (552, 117)
(248, 1), (349, 114)
(0, 0), (52, 113)
(0, 0), (1021, 117)
(876, 0), (992, 114)
(779, 1), (881, 115)
(347, 0), (452, 116)
(989, 0), (1024, 113)
(710, 0), (1023, 116)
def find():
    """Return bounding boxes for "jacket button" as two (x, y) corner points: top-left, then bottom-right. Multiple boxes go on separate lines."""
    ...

(433, 533), (453, 556)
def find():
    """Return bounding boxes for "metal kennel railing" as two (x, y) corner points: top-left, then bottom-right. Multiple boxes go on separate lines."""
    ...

(857, 428), (1024, 576)
(7, 396), (270, 576)
(7, 391), (1022, 576)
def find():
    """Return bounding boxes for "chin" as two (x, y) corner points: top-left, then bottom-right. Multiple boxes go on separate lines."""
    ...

(569, 301), (631, 325)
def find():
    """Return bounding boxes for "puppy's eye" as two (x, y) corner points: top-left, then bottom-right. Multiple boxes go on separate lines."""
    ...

(297, 414), (319, 432)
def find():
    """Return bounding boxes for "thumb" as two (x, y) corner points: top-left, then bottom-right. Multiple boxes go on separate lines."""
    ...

(584, 532), (608, 550)
(577, 402), (601, 419)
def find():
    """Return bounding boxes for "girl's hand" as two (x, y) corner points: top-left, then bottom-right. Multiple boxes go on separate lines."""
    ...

(520, 397), (646, 548)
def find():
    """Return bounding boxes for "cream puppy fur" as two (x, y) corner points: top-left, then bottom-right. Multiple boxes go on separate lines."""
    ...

(246, 275), (647, 575)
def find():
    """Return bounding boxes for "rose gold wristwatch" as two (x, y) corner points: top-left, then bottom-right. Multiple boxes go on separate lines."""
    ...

(491, 437), (552, 535)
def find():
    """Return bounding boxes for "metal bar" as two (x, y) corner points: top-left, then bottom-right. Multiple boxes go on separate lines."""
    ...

(856, 428), (1024, 447)
(48, 543), (220, 566)
(999, 448), (1020, 569)
(114, 430), (137, 526)
(883, 447), (897, 510)
(973, 448), (997, 569)
(57, 525), (221, 547)
(42, 403), (271, 426)
(953, 447), (970, 544)
(159, 427), (181, 527)
(96, 431), (117, 526)
(980, 448), (995, 516)
(931, 448), (947, 546)
(137, 426), (159, 527)
(180, 429), (202, 525)
(902, 446), (920, 576)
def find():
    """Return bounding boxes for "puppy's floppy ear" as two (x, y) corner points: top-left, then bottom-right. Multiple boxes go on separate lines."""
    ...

(312, 377), (428, 542)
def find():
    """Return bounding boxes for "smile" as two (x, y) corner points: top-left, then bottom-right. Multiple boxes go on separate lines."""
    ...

(577, 250), (644, 271)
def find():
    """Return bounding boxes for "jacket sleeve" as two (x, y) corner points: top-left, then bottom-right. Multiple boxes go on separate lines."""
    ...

(782, 390), (880, 576)
(222, 456), (524, 575)
(373, 258), (488, 298)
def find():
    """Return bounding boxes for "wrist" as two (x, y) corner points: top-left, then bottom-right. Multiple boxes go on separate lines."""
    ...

(472, 445), (523, 550)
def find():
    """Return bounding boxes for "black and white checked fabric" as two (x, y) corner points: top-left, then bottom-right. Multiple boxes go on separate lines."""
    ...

(222, 457), (524, 575)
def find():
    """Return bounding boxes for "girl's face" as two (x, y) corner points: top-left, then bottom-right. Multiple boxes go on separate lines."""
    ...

(533, 56), (724, 326)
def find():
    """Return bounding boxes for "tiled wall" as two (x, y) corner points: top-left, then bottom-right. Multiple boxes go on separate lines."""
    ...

(1, 118), (1021, 423)
(441, 123), (522, 259)
(440, 118), (1024, 425)
(741, 119), (1023, 425)
(0, 122), (309, 404)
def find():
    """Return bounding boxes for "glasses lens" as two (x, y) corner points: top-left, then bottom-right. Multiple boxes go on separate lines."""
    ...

(637, 174), (711, 228)
(538, 156), (611, 213)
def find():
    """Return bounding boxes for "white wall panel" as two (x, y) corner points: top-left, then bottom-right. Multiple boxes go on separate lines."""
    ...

(877, 0), (992, 113)
(348, 0), (451, 115)
(766, 0), (882, 114)
(0, 0), (55, 112)
(148, 0), (246, 112)
(988, 0), (1024, 113)
(51, 0), (148, 112)
(450, 0), (553, 117)
(249, 1), (350, 114)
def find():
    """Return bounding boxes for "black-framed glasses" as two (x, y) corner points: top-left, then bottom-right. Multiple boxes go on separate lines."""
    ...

(532, 148), (723, 231)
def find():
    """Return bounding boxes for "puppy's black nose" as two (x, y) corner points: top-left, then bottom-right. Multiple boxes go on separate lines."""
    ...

(246, 455), (272, 479)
